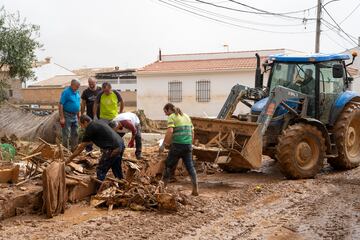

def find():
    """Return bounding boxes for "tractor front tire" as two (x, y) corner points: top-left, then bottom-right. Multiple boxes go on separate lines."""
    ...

(276, 123), (325, 179)
(328, 102), (360, 170)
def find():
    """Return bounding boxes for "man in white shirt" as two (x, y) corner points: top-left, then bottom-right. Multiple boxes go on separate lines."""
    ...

(109, 112), (142, 159)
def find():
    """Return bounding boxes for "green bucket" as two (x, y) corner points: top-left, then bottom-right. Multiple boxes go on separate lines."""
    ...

(0, 143), (16, 161)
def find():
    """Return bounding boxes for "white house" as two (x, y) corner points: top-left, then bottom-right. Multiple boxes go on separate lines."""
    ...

(95, 69), (137, 92)
(27, 58), (77, 87)
(342, 47), (360, 92)
(136, 48), (301, 120)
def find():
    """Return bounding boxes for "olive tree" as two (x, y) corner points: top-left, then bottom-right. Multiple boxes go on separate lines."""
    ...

(0, 7), (41, 101)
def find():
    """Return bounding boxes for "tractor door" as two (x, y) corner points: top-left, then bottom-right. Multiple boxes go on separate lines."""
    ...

(292, 64), (316, 117)
(319, 61), (345, 123)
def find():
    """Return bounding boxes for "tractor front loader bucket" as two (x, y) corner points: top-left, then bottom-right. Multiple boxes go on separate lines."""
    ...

(191, 117), (263, 170)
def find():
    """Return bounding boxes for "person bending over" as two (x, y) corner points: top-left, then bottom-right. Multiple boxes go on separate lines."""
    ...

(109, 112), (142, 160)
(67, 115), (125, 182)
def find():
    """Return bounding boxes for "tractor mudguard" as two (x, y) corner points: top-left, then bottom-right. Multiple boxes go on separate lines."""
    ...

(329, 91), (360, 126)
(292, 118), (332, 154)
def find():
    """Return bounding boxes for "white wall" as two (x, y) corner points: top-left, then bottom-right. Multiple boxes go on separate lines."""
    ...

(137, 70), (268, 120)
(97, 78), (137, 91)
(350, 75), (360, 92)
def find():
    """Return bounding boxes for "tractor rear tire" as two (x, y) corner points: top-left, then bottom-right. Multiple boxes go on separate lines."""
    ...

(276, 123), (325, 179)
(328, 102), (360, 170)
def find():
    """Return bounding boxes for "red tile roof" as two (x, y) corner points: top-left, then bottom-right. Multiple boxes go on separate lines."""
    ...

(137, 57), (267, 74)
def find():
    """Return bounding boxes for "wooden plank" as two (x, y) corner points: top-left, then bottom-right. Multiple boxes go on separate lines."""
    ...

(15, 173), (42, 186)
(21, 152), (42, 161)
(68, 162), (84, 173)
(66, 175), (88, 187)
(0, 165), (19, 183)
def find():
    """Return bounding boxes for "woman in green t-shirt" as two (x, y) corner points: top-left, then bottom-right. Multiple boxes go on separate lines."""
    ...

(160, 103), (199, 196)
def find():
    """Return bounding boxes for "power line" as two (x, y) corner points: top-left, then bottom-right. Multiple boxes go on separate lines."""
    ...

(174, 0), (307, 27)
(340, 1), (360, 24)
(181, 0), (229, 3)
(157, 0), (315, 34)
(323, 32), (350, 50)
(193, 0), (316, 20)
(321, 1), (360, 43)
(227, 0), (316, 16)
(321, 20), (357, 46)
(322, 6), (358, 46)
(322, 18), (358, 40)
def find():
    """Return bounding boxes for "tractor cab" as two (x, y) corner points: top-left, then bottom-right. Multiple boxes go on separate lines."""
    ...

(253, 53), (355, 123)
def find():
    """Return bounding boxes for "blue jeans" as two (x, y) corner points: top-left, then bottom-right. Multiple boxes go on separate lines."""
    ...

(96, 143), (125, 181)
(62, 111), (79, 151)
(163, 143), (197, 186)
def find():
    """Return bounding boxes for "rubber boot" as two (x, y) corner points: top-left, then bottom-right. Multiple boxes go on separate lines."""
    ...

(191, 180), (199, 196)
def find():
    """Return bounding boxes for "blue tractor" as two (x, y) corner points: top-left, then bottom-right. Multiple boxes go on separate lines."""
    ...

(192, 52), (360, 179)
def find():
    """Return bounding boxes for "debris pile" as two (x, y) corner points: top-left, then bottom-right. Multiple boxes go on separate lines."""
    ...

(0, 138), (96, 219)
(89, 146), (190, 212)
(90, 171), (188, 212)
(14, 139), (72, 186)
(0, 137), (197, 219)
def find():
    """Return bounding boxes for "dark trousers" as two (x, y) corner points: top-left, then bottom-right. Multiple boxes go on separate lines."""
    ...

(119, 125), (142, 157)
(163, 143), (197, 185)
(96, 145), (124, 181)
(135, 125), (142, 157)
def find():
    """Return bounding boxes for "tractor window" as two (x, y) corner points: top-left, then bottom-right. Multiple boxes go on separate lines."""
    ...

(270, 63), (316, 96)
(319, 61), (344, 94)
(319, 61), (345, 123)
(293, 64), (316, 95)
(269, 63), (291, 90)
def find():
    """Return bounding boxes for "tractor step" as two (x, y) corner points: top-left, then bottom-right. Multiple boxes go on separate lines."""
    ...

(328, 133), (338, 155)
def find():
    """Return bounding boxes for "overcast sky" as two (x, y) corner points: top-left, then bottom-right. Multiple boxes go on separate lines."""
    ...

(2, 0), (360, 69)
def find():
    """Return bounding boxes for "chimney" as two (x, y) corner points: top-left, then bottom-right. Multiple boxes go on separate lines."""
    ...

(45, 57), (51, 63)
(158, 48), (162, 62)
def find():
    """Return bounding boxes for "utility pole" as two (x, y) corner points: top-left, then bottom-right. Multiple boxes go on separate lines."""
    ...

(315, 0), (322, 53)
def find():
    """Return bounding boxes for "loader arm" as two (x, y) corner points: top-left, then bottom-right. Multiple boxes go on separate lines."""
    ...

(217, 84), (247, 119)
(217, 84), (268, 119)
(257, 86), (309, 135)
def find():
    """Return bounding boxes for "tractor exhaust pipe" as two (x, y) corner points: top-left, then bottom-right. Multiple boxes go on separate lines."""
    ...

(255, 53), (263, 89)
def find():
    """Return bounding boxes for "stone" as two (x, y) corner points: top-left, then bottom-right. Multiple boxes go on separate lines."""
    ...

(156, 193), (178, 211)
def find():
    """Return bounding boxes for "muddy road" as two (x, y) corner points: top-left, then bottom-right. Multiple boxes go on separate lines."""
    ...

(1, 159), (359, 240)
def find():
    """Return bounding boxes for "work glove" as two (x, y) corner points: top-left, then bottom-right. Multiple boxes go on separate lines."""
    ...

(60, 117), (65, 128)
(159, 143), (165, 153)
(128, 139), (135, 148)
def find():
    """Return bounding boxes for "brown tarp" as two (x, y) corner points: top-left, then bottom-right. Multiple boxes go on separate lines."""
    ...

(42, 162), (66, 218)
